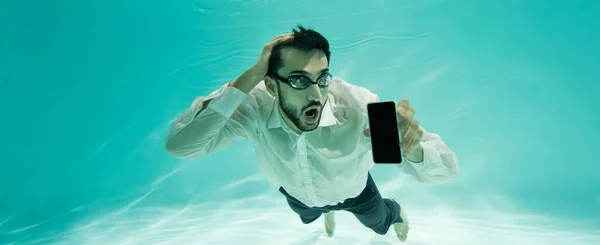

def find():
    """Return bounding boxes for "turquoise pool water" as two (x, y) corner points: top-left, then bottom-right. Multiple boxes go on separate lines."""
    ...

(1, 0), (599, 244)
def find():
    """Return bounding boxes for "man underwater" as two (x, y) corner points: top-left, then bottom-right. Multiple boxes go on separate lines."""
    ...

(166, 25), (459, 242)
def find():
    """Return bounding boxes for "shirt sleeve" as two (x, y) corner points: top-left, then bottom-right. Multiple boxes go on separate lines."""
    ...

(398, 126), (460, 183)
(165, 82), (256, 159)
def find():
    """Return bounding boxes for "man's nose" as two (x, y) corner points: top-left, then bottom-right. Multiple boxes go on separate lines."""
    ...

(306, 84), (323, 101)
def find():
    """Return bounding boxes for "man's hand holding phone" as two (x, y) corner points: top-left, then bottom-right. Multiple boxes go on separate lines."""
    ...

(396, 100), (424, 163)
(364, 100), (424, 164)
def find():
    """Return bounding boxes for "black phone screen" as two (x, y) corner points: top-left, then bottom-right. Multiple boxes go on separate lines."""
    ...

(367, 101), (402, 164)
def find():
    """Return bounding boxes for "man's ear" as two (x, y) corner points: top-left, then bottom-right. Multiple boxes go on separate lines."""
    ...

(265, 76), (277, 96)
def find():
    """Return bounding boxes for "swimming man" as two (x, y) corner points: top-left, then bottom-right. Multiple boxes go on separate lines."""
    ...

(165, 25), (460, 242)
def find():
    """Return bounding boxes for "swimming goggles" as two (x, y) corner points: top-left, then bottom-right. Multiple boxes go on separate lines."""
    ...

(269, 72), (333, 90)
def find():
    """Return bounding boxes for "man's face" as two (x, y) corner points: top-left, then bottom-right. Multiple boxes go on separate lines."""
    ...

(268, 47), (329, 133)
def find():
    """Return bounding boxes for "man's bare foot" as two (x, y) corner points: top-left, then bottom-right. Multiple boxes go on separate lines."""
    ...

(390, 197), (409, 242)
(324, 211), (335, 237)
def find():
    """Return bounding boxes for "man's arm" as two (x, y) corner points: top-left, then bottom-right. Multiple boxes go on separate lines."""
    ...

(166, 34), (293, 158)
(165, 80), (256, 159)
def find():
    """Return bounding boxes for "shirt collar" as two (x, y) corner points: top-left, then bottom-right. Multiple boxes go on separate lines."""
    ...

(267, 94), (338, 129)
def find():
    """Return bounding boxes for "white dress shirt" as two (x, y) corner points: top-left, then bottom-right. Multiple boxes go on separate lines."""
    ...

(165, 77), (459, 207)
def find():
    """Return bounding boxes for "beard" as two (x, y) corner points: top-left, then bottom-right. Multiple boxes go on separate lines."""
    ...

(279, 94), (322, 132)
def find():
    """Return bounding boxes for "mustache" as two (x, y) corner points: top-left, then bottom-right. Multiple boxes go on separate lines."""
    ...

(303, 101), (323, 110)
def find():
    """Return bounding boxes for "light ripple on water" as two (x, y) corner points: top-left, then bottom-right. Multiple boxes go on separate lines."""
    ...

(19, 191), (596, 245)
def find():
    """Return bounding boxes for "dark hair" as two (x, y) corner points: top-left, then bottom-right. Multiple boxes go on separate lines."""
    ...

(267, 24), (331, 76)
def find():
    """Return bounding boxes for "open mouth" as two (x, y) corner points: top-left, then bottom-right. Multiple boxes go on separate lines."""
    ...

(302, 105), (321, 124)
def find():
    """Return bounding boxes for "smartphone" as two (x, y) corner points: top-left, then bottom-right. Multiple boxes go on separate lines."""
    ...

(367, 101), (402, 164)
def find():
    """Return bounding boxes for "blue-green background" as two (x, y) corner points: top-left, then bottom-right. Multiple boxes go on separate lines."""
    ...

(1, 0), (599, 244)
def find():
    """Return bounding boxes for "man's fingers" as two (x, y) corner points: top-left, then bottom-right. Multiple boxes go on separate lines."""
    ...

(364, 128), (371, 137)
(270, 34), (290, 44)
(396, 101), (406, 118)
(267, 34), (293, 47)
(397, 106), (415, 132)
(260, 34), (293, 63)
(397, 119), (409, 133)
(405, 106), (415, 119)
(396, 100), (422, 155)
(404, 128), (423, 156)
(274, 34), (293, 43)
(400, 120), (419, 149)
(397, 100), (409, 113)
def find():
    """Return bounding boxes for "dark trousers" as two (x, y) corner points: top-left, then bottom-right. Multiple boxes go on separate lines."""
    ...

(278, 172), (403, 235)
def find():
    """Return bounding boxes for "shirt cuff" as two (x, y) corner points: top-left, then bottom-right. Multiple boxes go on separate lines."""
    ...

(406, 141), (443, 172)
(206, 84), (248, 118)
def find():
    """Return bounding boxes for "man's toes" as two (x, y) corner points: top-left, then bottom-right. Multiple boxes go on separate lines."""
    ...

(394, 223), (409, 242)
(398, 232), (407, 242)
(326, 226), (334, 237)
(324, 212), (335, 237)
